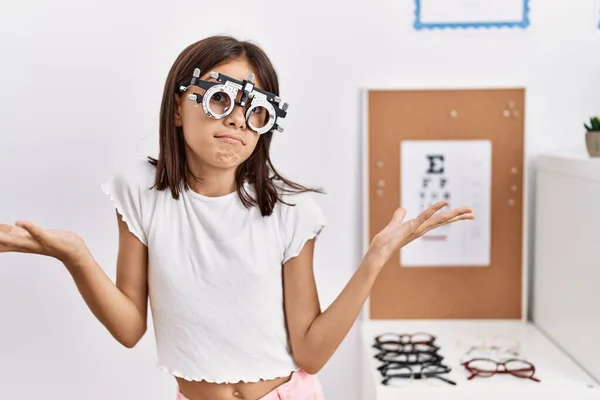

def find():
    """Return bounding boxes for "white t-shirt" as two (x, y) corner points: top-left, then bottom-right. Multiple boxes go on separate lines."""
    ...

(101, 159), (326, 383)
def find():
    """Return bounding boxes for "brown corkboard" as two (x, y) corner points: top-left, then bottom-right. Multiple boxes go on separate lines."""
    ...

(366, 88), (524, 319)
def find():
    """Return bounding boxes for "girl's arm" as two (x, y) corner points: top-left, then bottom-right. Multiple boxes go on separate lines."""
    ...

(67, 212), (149, 347)
(0, 211), (149, 348)
(283, 239), (384, 374)
(283, 202), (474, 374)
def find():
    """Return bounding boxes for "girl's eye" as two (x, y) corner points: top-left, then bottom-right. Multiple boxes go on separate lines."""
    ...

(212, 93), (226, 102)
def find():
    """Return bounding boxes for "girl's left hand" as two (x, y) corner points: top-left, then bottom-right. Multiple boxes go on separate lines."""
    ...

(366, 201), (475, 266)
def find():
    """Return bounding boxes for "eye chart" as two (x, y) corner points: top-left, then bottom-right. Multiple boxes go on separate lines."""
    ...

(399, 140), (491, 267)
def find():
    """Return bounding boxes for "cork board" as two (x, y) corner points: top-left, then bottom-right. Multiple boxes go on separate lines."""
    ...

(365, 88), (524, 319)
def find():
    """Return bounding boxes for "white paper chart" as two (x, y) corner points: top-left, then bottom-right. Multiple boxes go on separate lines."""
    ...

(399, 140), (491, 267)
(418, 0), (527, 24)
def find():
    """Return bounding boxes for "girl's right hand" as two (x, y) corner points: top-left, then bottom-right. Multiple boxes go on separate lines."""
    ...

(0, 221), (89, 265)
(366, 201), (475, 266)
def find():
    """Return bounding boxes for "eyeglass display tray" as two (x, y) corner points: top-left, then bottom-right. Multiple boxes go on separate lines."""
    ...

(360, 319), (600, 400)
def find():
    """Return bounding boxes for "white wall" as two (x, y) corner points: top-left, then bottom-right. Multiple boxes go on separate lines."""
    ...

(1, 0), (599, 399)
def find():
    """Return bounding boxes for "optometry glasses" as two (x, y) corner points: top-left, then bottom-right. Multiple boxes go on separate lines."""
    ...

(178, 68), (289, 135)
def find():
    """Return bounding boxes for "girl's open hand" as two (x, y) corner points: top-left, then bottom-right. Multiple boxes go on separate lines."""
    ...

(367, 201), (475, 266)
(0, 221), (89, 265)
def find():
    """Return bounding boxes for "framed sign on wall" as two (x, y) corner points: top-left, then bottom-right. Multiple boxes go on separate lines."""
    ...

(413, 0), (530, 30)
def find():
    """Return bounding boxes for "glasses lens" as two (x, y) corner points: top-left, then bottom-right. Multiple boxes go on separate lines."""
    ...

(377, 342), (402, 352)
(380, 361), (409, 373)
(247, 105), (271, 129)
(505, 360), (535, 379)
(383, 352), (410, 363)
(207, 89), (233, 116)
(383, 366), (413, 388)
(376, 333), (400, 343)
(415, 353), (442, 364)
(466, 359), (497, 377)
(413, 343), (437, 353)
(412, 332), (435, 344)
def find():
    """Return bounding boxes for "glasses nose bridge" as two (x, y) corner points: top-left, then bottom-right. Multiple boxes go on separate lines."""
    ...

(226, 89), (255, 120)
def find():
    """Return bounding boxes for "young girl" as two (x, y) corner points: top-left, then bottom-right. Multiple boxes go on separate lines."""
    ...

(0, 35), (474, 400)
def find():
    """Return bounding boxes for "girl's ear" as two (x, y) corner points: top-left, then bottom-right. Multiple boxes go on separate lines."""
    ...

(174, 94), (183, 127)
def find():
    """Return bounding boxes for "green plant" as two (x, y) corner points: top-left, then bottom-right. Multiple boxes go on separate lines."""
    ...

(584, 116), (600, 131)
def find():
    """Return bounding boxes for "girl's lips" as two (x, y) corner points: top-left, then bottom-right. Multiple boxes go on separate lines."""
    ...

(214, 134), (244, 145)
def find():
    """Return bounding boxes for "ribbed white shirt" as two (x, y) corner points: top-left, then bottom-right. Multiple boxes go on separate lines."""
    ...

(101, 160), (326, 383)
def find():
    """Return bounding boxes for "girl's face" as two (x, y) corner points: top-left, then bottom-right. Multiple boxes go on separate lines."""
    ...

(175, 58), (263, 171)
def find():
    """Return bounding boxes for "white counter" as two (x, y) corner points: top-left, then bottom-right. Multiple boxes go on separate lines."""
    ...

(360, 319), (600, 400)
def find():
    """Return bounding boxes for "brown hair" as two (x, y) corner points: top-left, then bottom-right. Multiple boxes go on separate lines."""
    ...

(147, 35), (322, 216)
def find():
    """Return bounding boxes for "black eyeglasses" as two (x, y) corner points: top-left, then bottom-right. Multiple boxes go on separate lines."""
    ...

(374, 332), (436, 345)
(381, 362), (457, 387)
(375, 350), (444, 366)
(373, 341), (440, 354)
(462, 358), (540, 382)
(373, 332), (455, 387)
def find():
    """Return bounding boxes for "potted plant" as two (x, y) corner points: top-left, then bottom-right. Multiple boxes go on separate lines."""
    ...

(584, 116), (600, 157)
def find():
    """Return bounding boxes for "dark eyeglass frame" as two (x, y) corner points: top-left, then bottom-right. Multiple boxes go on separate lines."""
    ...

(374, 332), (437, 345)
(462, 358), (541, 382)
(380, 362), (457, 386)
(375, 350), (444, 366)
(372, 341), (440, 354)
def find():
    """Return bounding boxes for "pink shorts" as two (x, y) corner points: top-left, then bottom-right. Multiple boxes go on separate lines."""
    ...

(176, 369), (325, 400)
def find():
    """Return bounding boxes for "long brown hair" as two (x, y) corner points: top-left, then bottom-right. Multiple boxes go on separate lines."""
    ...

(147, 35), (322, 216)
